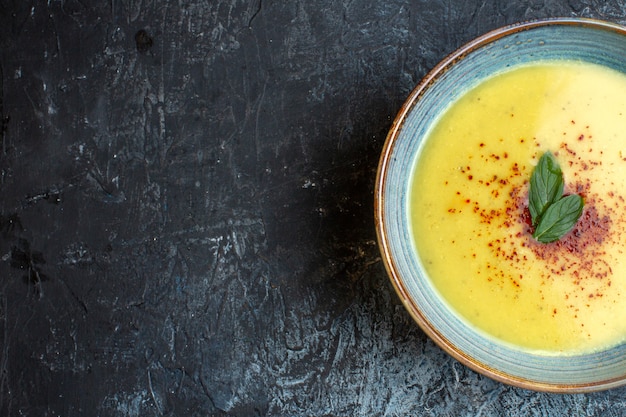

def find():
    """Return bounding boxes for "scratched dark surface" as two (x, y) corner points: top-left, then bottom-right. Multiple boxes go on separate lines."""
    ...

(3, 1), (626, 416)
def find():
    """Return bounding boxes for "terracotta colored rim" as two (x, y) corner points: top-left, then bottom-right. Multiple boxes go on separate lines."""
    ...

(374, 17), (626, 393)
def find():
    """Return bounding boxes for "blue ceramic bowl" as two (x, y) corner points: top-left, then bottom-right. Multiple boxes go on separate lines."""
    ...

(375, 18), (626, 392)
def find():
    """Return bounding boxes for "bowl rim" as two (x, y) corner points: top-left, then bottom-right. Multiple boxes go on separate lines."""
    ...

(374, 17), (626, 393)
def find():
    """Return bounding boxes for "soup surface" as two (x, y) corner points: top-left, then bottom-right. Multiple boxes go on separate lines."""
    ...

(410, 61), (626, 353)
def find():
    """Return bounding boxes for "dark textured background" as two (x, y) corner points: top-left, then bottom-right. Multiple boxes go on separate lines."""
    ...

(3, 1), (626, 416)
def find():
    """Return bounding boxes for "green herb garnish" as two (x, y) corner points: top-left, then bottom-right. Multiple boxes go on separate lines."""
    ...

(529, 152), (584, 243)
(529, 152), (564, 226)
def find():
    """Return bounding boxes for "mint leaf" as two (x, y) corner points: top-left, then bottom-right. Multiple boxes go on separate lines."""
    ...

(532, 194), (584, 243)
(528, 151), (584, 244)
(529, 151), (564, 227)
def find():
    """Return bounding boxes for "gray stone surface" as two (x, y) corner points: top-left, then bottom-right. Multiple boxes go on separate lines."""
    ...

(2, 0), (626, 415)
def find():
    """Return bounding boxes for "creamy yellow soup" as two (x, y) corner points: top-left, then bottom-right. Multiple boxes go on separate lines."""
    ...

(410, 61), (626, 354)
